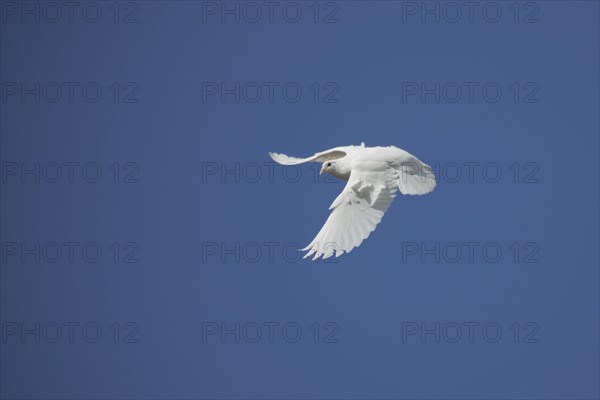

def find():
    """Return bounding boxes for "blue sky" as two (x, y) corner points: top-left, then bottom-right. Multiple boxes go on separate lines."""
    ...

(1, 1), (599, 398)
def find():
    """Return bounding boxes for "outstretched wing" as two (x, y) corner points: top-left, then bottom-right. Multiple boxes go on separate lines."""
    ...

(396, 159), (436, 195)
(269, 148), (347, 165)
(302, 168), (399, 260)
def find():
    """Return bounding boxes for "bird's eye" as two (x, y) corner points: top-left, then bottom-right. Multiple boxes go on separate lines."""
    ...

(327, 163), (331, 167)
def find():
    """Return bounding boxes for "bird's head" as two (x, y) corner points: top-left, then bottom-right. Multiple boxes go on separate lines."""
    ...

(320, 160), (351, 181)
(320, 161), (337, 175)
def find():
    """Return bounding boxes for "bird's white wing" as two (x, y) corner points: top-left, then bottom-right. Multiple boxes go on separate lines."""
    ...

(269, 147), (347, 165)
(302, 168), (399, 260)
(396, 159), (436, 195)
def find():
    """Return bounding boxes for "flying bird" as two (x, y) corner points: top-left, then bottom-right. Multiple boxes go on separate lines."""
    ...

(269, 143), (436, 260)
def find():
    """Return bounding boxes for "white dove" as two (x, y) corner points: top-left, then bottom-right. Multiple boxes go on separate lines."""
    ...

(269, 143), (436, 260)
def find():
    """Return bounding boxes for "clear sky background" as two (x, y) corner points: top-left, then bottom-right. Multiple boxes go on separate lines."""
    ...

(1, 1), (599, 399)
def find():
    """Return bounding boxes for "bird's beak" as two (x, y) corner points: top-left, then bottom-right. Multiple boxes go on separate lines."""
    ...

(319, 164), (325, 175)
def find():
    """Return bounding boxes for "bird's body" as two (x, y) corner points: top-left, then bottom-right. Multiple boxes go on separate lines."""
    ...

(269, 143), (436, 260)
